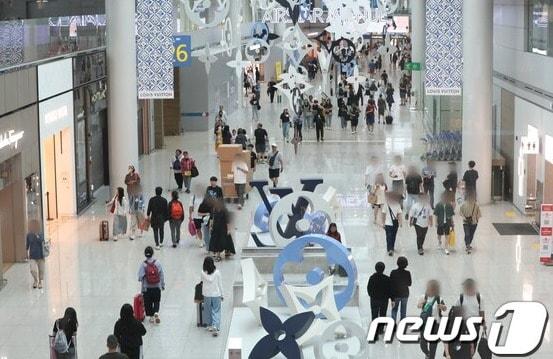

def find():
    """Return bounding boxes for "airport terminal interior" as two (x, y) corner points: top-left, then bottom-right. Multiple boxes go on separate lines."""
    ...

(1, 0), (553, 358)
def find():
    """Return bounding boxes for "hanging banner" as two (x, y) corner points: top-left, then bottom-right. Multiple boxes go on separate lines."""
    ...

(424, 0), (463, 96)
(173, 35), (192, 68)
(540, 204), (553, 265)
(136, 0), (174, 99)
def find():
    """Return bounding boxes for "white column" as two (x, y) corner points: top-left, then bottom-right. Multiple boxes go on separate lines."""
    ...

(462, 0), (493, 204)
(411, 0), (425, 110)
(106, 0), (139, 191)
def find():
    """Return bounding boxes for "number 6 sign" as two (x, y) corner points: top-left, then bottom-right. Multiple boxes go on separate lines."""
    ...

(173, 35), (192, 68)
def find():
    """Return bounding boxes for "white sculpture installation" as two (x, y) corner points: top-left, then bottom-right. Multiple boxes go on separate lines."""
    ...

(281, 276), (341, 346)
(241, 258), (268, 325)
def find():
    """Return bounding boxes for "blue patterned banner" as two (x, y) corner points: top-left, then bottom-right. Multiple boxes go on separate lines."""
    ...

(136, 0), (174, 99)
(0, 21), (24, 68)
(425, 0), (463, 96)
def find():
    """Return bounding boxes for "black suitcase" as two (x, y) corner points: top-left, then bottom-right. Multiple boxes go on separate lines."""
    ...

(196, 302), (207, 327)
(99, 220), (109, 241)
(385, 115), (393, 125)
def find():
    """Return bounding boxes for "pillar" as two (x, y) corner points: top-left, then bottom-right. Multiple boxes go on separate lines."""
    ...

(106, 0), (139, 191)
(462, 0), (493, 204)
(410, 0), (425, 110)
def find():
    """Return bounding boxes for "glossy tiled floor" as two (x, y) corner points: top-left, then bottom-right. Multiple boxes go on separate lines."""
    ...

(1, 69), (552, 358)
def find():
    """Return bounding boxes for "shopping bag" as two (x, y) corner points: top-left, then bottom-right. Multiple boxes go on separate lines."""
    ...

(448, 229), (457, 247)
(367, 192), (378, 205)
(188, 219), (197, 236)
(478, 328), (493, 359)
(140, 217), (150, 232)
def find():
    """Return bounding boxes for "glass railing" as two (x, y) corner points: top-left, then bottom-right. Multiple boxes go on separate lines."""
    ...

(0, 15), (106, 70)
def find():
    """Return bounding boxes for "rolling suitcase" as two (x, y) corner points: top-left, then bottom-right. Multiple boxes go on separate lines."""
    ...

(385, 115), (393, 125)
(133, 293), (145, 322)
(196, 302), (206, 327)
(99, 220), (109, 241)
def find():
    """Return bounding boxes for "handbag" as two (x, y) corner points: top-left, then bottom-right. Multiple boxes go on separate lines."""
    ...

(367, 191), (378, 205)
(448, 229), (457, 247)
(140, 217), (150, 231)
(191, 165), (199, 178)
(478, 327), (493, 359)
(188, 219), (197, 236)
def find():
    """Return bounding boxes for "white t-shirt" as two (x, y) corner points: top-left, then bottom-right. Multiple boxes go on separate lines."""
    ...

(389, 164), (406, 181)
(232, 160), (249, 184)
(365, 164), (384, 186)
(420, 295), (444, 320)
(201, 269), (223, 297)
(382, 202), (402, 226)
(454, 294), (484, 320)
(409, 203), (433, 228)
(269, 151), (283, 170)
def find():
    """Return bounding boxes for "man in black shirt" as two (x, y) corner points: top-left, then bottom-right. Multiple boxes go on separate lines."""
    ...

(99, 335), (129, 359)
(205, 176), (223, 201)
(462, 160), (479, 199)
(254, 123), (268, 162)
(367, 262), (392, 324)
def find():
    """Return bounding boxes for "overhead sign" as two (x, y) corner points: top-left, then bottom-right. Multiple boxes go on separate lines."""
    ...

(405, 62), (421, 71)
(425, 0), (463, 96)
(0, 130), (24, 151)
(173, 35), (192, 68)
(136, 0), (174, 99)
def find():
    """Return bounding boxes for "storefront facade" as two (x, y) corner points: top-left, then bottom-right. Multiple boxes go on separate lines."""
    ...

(0, 67), (42, 273)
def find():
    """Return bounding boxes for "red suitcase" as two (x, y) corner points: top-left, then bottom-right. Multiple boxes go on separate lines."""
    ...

(133, 293), (145, 321)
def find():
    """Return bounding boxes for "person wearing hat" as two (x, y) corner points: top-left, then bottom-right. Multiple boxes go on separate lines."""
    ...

(268, 144), (284, 188)
(99, 334), (131, 359)
(138, 246), (165, 324)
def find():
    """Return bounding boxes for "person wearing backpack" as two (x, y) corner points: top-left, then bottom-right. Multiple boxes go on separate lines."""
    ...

(113, 304), (146, 359)
(180, 151), (196, 194)
(417, 280), (447, 359)
(389, 256), (411, 321)
(454, 279), (485, 347)
(167, 191), (185, 248)
(171, 149), (184, 191)
(201, 256), (224, 337)
(268, 144), (284, 188)
(377, 94), (386, 124)
(434, 193), (455, 255)
(138, 246), (165, 324)
(146, 187), (168, 250)
(52, 307), (78, 358)
(409, 193), (434, 255)
(460, 194), (481, 254)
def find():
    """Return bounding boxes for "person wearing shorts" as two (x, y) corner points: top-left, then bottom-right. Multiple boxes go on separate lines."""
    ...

(434, 193), (455, 255)
(254, 123), (268, 162)
(268, 144), (284, 188)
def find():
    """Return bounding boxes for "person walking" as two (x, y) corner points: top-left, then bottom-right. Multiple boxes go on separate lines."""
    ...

(462, 160), (479, 199)
(232, 154), (249, 210)
(443, 162), (459, 206)
(267, 78), (277, 103)
(208, 201), (235, 261)
(99, 334), (130, 359)
(113, 305), (146, 359)
(377, 94), (386, 124)
(390, 256), (411, 321)
(422, 159), (436, 209)
(26, 219), (46, 289)
(147, 187), (168, 250)
(167, 191), (185, 248)
(371, 174), (387, 224)
(434, 193), (455, 255)
(268, 144), (284, 188)
(250, 93), (260, 121)
(385, 83), (395, 111)
(349, 104), (360, 134)
(418, 280), (447, 359)
(205, 176), (224, 201)
(382, 192), (403, 256)
(367, 262), (392, 324)
(107, 187), (129, 241)
(254, 123), (268, 163)
(293, 111), (303, 142)
(171, 149), (184, 191)
(409, 193), (434, 255)
(365, 96), (376, 134)
(280, 109), (291, 142)
(180, 151), (196, 194)
(388, 155), (407, 205)
(124, 166), (143, 240)
(404, 165), (423, 218)
(454, 279), (486, 346)
(444, 306), (476, 359)
(313, 105), (326, 142)
(459, 194), (481, 254)
(202, 257), (224, 337)
(138, 246), (165, 324)
(52, 307), (78, 359)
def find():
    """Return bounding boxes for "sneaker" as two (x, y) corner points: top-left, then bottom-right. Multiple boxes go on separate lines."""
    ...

(466, 247), (472, 254)
(154, 313), (161, 324)
(444, 249), (450, 255)
(32, 282), (37, 289)
(185, 189), (191, 194)
(149, 317), (155, 323)
(155, 245), (161, 250)
(418, 249), (424, 255)
(172, 244), (177, 248)
(38, 281), (43, 289)
(129, 237), (135, 241)
(388, 250), (394, 256)
(113, 237), (118, 242)
(238, 205), (242, 210)
(212, 330), (219, 337)
(207, 326), (215, 332)
(160, 243), (164, 248)
(200, 242), (205, 248)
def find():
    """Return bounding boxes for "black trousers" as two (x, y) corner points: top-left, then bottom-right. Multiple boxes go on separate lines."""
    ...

(153, 225), (164, 245)
(420, 322), (439, 359)
(316, 126), (324, 141)
(370, 298), (389, 320)
(415, 225), (429, 250)
(295, 124), (303, 140)
(143, 287), (161, 316)
(174, 172), (183, 189)
(463, 224), (478, 247)
(269, 92), (275, 103)
(424, 183), (435, 208)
